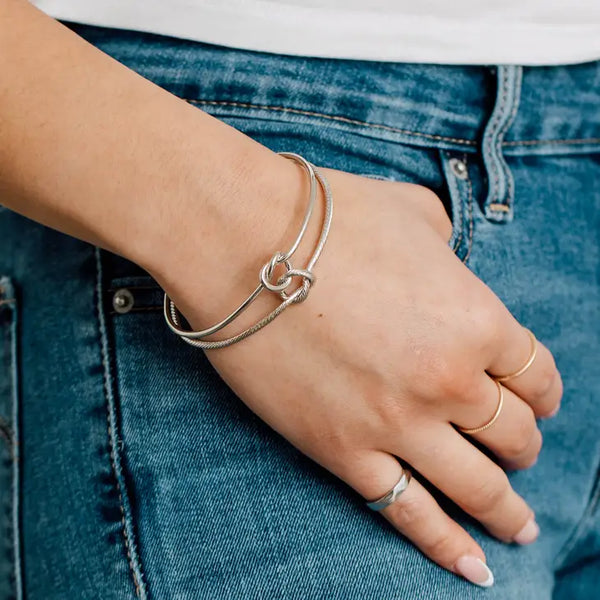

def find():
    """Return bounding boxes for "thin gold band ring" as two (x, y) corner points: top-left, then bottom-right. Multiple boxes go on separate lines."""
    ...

(459, 379), (504, 435)
(493, 328), (538, 382)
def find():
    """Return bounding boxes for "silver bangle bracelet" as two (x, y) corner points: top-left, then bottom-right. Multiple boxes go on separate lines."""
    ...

(163, 152), (333, 350)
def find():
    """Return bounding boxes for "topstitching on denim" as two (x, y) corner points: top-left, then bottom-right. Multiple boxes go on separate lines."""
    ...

(94, 249), (148, 600)
(0, 415), (14, 451)
(0, 277), (22, 600)
(185, 99), (478, 148)
(184, 98), (600, 153)
(480, 66), (522, 221)
(440, 151), (472, 261)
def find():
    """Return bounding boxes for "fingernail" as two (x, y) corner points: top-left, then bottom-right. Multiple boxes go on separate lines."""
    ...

(513, 518), (540, 545)
(454, 556), (494, 587)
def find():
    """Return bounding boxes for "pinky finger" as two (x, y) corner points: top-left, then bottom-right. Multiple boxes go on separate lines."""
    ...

(348, 450), (495, 588)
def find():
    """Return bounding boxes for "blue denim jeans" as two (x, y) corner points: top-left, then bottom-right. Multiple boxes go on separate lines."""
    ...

(0, 22), (599, 600)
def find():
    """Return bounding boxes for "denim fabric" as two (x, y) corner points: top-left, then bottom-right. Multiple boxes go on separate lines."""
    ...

(0, 22), (599, 600)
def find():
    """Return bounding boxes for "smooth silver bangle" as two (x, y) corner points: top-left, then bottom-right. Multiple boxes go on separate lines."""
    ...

(163, 152), (333, 349)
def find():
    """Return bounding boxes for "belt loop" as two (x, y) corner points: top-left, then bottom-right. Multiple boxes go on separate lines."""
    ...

(481, 65), (522, 222)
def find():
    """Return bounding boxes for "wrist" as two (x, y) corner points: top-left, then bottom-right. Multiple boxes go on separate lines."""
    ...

(139, 127), (323, 332)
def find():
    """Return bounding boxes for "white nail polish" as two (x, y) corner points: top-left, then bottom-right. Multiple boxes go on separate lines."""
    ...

(454, 556), (495, 587)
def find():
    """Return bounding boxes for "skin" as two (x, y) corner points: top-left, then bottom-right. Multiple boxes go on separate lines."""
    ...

(1, 0), (563, 586)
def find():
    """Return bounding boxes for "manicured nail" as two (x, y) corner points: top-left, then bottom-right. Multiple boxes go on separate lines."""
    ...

(514, 518), (539, 545)
(454, 556), (494, 587)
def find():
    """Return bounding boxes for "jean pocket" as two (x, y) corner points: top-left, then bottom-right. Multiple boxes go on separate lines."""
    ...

(438, 151), (475, 263)
(0, 277), (22, 600)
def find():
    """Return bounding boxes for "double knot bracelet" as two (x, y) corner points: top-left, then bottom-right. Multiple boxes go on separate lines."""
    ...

(163, 152), (334, 350)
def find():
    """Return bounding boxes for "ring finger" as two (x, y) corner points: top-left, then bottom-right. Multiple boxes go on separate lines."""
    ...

(453, 376), (543, 470)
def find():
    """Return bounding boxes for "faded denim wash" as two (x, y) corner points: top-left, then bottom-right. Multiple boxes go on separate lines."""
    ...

(0, 22), (599, 600)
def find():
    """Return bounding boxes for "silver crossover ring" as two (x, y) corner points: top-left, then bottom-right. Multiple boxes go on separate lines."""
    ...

(366, 469), (412, 512)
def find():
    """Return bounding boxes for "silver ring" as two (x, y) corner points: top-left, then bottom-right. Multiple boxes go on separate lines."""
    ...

(366, 469), (412, 511)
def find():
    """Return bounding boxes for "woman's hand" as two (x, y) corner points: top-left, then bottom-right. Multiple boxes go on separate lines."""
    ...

(0, 1), (560, 583)
(0, 0), (563, 585)
(158, 162), (563, 586)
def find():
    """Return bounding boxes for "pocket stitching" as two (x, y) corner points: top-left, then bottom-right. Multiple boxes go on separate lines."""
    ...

(185, 98), (477, 147)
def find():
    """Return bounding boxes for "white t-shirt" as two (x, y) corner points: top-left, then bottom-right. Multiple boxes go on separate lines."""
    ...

(32, 0), (600, 65)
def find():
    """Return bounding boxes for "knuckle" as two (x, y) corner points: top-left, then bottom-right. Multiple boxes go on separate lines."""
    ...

(433, 362), (461, 397)
(410, 346), (457, 398)
(371, 391), (413, 431)
(467, 299), (500, 339)
(426, 356), (475, 401)
(388, 493), (427, 528)
(504, 413), (537, 459)
(533, 369), (563, 418)
(504, 435), (533, 460)
(462, 470), (509, 516)
(308, 425), (351, 455)
(458, 376), (491, 406)
(422, 532), (457, 561)
(523, 430), (543, 467)
(532, 366), (558, 404)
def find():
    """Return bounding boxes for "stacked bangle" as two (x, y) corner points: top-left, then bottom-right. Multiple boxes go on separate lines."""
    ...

(163, 151), (333, 349)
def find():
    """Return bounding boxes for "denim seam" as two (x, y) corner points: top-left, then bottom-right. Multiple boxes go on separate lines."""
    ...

(442, 152), (473, 263)
(95, 248), (148, 600)
(10, 291), (22, 600)
(485, 67), (509, 213)
(0, 279), (23, 600)
(481, 66), (521, 220)
(451, 185), (463, 255)
(462, 156), (474, 264)
(553, 466), (600, 571)
(492, 69), (510, 210)
(184, 98), (478, 146)
(502, 68), (522, 209)
(0, 414), (14, 449)
(185, 98), (600, 150)
(442, 152), (464, 255)
(504, 137), (600, 147)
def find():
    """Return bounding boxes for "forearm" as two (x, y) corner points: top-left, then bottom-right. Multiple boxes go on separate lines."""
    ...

(0, 0), (305, 318)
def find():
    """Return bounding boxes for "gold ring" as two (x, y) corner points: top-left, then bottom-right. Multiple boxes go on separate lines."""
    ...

(459, 380), (504, 434)
(493, 328), (538, 383)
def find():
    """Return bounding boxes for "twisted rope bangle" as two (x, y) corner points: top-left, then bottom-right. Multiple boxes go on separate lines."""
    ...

(163, 151), (333, 350)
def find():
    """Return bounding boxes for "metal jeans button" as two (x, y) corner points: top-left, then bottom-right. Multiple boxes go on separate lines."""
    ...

(449, 158), (468, 180)
(112, 288), (134, 314)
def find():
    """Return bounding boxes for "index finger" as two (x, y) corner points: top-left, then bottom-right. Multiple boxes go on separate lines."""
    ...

(342, 450), (494, 588)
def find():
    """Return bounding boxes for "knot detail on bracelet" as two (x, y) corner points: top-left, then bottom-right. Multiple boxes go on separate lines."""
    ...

(162, 151), (333, 350)
(260, 251), (315, 302)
